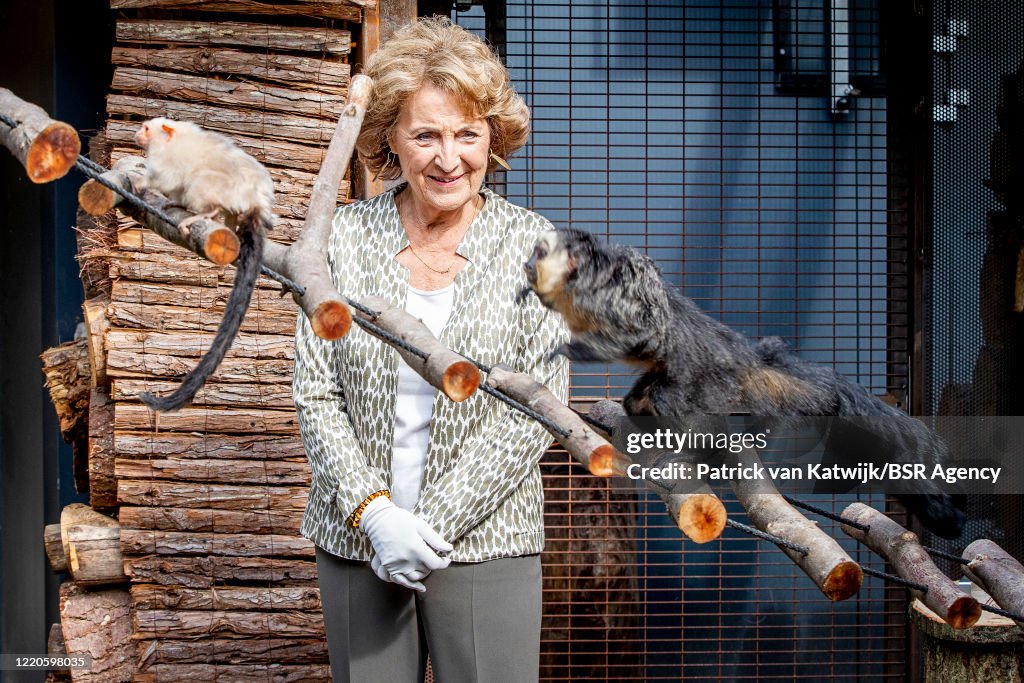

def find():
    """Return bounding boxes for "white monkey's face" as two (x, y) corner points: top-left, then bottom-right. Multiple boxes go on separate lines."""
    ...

(389, 83), (491, 218)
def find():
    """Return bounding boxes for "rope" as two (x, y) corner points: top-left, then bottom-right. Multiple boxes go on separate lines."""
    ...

(981, 603), (1024, 622)
(478, 384), (569, 439)
(860, 565), (928, 593)
(725, 518), (809, 555)
(783, 495), (870, 532)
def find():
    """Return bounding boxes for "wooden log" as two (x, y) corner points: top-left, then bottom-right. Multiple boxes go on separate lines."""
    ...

(121, 529), (312, 558)
(76, 207), (117, 299)
(113, 0), (367, 20)
(111, 46), (350, 93)
(132, 664), (330, 682)
(82, 296), (110, 387)
(359, 295), (479, 402)
(78, 155), (145, 217)
(116, 19), (351, 55)
(106, 122), (329, 173)
(111, 279), (298, 314)
(485, 364), (615, 476)
(135, 638), (327, 668)
(119, 506), (302, 535)
(45, 524), (68, 573)
(107, 95), (335, 145)
(58, 582), (134, 682)
(66, 523), (128, 586)
(727, 449), (862, 601)
(114, 457), (308, 484)
(114, 404), (298, 434)
(106, 249), (283, 290)
(132, 608), (324, 639)
(962, 539), (1024, 630)
(60, 504), (127, 586)
(277, 75), (373, 341)
(117, 480), (308, 510)
(106, 329), (294, 360)
(124, 556), (317, 587)
(841, 502), (980, 628)
(911, 599), (1024, 682)
(87, 386), (117, 509)
(112, 379), (293, 408)
(111, 67), (346, 119)
(587, 400), (727, 544)
(114, 431), (305, 460)
(107, 300), (297, 336)
(0, 87), (80, 183)
(106, 350), (294, 383)
(130, 584), (320, 611)
(39, 339), (91, 444)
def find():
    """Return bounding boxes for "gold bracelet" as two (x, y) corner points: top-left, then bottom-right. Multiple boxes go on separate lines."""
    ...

(346, 489), (391, 528)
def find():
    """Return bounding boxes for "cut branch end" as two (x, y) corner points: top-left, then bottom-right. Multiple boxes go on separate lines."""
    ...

(204, 227), (241, 265)
(676, 493), (728, 544)
(822, 561), (864, 602)
(441, 360), (479, 402)
(311, 299), (352, 340)
(27, 121), (80, 183)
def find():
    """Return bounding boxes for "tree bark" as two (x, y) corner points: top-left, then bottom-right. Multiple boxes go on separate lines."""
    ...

(105, 249), (281, 290)
(108, 300), (297, 337)
(119, 506), (302, 535)
(88, 387), (117, 509)
(124, 556), (318, 587)
(842, 502), (981, 628)
(115, 19), (351, 55)
(114, 457), (309, 484)
(132, 664), (330, 682)
(108, 95), (336, 146)
(130, 584), (320, 611)
(110, 46), (350, 93)
(0, 87), (80, 183)
(40, 339), (91, 444)
(112, 379), (293, 408)
(962, 539), (1024, 630)
(728, 449), (863, 601)
(111, 279), (298, 314)
(113, 432), (305, 460)
(132, 609), (323, 639)
(106, 350), (293, 383)
(117, 480), (308, 510)
(135, 638), (327, 668)
(111, 67), (346, 118)
(121, 530), (313, 558)
(58, 582), (135, 682)
(106, 121), (330, 174)
(113, 0), (366, 20)
(106, 329), (294, 360)
(114, 404), (298, 434)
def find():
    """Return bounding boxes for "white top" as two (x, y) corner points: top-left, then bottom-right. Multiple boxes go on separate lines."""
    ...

(390, 282), (456, 509)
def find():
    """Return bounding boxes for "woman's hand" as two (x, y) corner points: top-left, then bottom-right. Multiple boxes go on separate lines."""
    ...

(360, 497), (453, 591)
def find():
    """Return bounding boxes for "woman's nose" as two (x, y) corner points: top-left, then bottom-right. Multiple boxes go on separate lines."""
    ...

(435, 137), (459, 172)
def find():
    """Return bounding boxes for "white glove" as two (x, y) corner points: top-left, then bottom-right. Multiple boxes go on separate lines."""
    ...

(360, 497), (452, 592)
(369, 553), (433, 591)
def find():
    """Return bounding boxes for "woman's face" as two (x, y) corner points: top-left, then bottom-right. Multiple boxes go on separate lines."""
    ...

(389, 83), (491, 216)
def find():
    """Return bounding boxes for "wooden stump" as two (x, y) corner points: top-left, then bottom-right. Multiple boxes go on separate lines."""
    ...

(58, 583), (135, 682)
(911, 599), (1024, 682)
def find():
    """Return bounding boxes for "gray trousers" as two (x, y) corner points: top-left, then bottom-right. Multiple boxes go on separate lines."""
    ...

(315, 547), (542, 683)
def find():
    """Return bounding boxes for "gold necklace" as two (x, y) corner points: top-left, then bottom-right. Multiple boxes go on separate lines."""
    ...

(406, 241), (452, 275)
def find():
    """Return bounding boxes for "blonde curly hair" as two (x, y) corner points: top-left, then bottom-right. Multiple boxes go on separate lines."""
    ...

(356, 16), (530, 180)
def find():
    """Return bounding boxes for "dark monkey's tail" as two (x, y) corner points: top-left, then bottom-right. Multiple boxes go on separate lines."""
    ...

(139, 208), (269, 412)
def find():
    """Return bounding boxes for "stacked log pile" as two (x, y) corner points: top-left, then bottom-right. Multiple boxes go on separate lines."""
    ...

(55, 3), (367, 680)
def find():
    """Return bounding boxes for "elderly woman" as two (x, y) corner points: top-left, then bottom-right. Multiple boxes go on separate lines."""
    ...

(292, 16), (568, 683)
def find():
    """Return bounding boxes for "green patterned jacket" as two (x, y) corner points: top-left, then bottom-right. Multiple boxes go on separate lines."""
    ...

(293, 186), (569, 562)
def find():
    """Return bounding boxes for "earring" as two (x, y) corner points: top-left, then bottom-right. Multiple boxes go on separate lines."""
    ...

(489, 150), (511, 171)
(373, 152), (397, 182)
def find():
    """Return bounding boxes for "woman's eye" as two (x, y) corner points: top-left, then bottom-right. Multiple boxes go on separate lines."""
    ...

(416, 133), (433, 141)
(461, 131), (479, 139)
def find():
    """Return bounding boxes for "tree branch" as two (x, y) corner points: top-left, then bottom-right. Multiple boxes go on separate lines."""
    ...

(0, 87), (80, 183)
